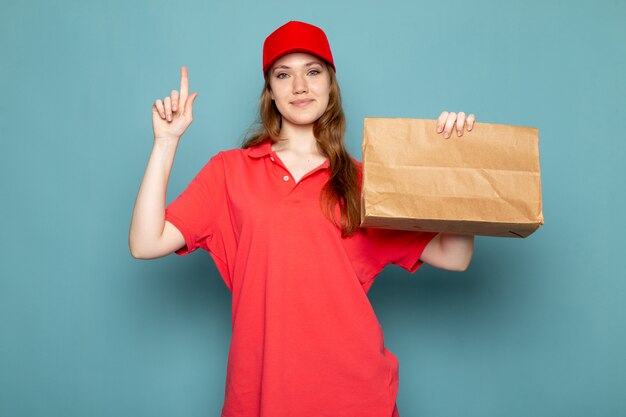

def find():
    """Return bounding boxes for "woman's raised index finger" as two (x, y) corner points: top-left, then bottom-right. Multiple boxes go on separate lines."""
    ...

(179, 66), (189, 100)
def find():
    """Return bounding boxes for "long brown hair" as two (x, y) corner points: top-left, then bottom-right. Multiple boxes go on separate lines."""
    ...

(241, 63), (360, 237)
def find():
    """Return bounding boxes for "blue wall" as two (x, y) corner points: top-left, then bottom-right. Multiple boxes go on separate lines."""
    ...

(1, 0), (624, 416)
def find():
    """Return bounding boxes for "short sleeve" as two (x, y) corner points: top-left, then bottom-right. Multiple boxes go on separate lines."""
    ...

(164, 152), (230, 265)
(344, 227), (438, 286)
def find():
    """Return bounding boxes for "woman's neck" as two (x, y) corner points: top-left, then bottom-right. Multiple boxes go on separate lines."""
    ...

(272, 123), (322, 156)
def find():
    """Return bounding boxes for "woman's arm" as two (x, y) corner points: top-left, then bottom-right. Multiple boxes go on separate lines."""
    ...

(420, 233), (474, 271)
(128, 66), (198, 259)
(129, 138), (186, 259)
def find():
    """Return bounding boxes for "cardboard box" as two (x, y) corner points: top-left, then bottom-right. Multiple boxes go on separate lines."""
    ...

(360, 118), (544, 237)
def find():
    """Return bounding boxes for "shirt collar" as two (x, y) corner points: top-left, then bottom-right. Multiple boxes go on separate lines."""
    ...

(246, 137), (273, 158)
(246, 138), (330, 170)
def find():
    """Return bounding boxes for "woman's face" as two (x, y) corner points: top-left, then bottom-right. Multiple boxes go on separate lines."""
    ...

(268, 52), (331, 129)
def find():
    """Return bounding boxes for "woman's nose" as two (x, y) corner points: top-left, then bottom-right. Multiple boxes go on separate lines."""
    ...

(292, 74), (308, 94)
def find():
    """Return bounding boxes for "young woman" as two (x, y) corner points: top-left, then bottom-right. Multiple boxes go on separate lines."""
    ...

(130, 20), (475, 417)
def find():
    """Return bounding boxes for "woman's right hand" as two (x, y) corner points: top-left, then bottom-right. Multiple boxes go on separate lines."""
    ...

(152, 66), (199, 141)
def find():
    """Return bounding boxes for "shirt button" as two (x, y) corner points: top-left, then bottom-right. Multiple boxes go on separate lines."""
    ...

(283, 175), (289, 181)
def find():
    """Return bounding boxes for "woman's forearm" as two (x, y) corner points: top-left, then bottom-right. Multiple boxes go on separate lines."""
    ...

(439, 232), (475, 271)
(128, 137), (180, 258)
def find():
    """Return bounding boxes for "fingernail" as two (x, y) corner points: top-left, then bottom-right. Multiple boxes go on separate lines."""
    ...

(444, 133), (449, 138)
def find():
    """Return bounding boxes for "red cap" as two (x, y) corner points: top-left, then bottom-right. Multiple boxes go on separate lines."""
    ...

(262, 21), (336, 75)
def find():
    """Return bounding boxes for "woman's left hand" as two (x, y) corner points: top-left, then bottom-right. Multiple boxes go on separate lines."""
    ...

(435, 111), (476, 139)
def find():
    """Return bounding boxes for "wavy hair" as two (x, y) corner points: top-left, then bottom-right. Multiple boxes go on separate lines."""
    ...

(241, 63), (360, 237)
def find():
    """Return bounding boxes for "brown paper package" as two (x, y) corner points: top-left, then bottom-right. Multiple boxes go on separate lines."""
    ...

(360, 118), (544, 238)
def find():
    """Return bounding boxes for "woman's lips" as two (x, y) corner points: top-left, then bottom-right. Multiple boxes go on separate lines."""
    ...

(291, 99), (313, 107)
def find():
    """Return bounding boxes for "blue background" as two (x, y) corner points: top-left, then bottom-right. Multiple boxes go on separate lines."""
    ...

(1, 0), (624, 416)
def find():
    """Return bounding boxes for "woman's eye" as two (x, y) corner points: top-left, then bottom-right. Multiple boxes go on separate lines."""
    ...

(275, 69), (320, 79)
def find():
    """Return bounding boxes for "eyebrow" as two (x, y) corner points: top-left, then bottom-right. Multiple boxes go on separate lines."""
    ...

(272, 61), (323, 73)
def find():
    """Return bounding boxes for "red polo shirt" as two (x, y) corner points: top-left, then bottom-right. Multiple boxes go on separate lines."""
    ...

(164, 137), (437, 417)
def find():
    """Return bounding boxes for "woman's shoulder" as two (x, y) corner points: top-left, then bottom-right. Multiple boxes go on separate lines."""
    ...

(210, 144), (261, 161)
(217, 147), (249, 158)
(190, 147), (249, 177)
(197, 140), (273, 172)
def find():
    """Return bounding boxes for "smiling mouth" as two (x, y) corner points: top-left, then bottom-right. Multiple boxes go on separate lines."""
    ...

(291, 99), (313, 106)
